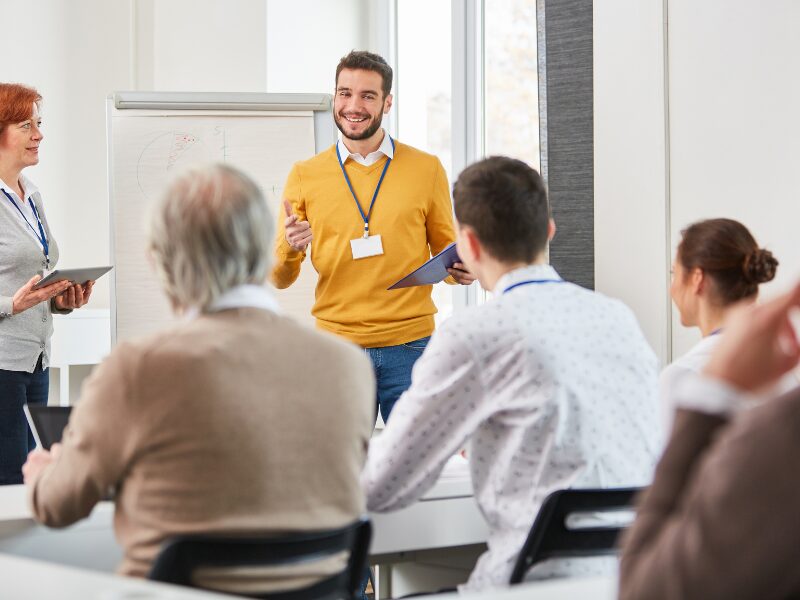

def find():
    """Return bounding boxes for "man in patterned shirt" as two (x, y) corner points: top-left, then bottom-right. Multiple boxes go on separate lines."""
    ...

(361, 156), (661, 592)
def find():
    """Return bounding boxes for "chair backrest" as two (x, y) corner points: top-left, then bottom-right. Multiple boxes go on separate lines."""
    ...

(148, 518), (372, 600)
(509, 487), (641, 585)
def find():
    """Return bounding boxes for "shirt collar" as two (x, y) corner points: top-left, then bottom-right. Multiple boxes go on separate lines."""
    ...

(208, 284), (281, 314)
(494, 264), (562, 295)
(18, 173), (39, 200)
(337, 129), (394, 165)
(0, 174), (39, 202)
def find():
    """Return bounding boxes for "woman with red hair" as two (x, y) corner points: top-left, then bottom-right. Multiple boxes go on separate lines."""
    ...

(0, 83), (93, 484)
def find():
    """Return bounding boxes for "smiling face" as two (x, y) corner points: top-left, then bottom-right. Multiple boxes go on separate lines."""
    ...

(0, 102), (43, 172)
(333, 68), (392, 142)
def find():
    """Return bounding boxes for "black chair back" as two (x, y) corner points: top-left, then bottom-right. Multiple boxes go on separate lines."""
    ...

(149, 518), (372, 600)
(509, 487), (641, 585)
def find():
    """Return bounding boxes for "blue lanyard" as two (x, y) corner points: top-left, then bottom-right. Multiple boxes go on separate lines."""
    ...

(335, 136), (395, 238)
(3, 189), (49, 263)
(502, 278), (563, 294)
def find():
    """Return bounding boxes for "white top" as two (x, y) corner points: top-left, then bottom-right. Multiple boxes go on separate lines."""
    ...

(0, 173), (44, 245)
(660, 334), (721, 431)
(361, 264), (661, 592)
(661, 333), (799, 430)
(337, 128), (394, 166)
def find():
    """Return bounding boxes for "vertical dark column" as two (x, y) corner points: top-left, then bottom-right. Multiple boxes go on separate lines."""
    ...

(537, 0), (594, 289)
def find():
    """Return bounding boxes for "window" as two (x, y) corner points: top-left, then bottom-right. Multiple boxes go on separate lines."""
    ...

(484, 0), (540, 168)
(393, 0), (541, 314)
(397, 0), (455, 324)
(396, 0), (453, 179)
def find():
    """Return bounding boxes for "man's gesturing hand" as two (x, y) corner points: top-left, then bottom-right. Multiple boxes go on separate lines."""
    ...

(283, 200), (312, 252)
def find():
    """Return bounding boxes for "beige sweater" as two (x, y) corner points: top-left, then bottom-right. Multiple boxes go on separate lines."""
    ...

(29, 308), (374, 587)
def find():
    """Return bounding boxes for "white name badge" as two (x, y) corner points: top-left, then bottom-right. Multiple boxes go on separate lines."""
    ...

(350, 234), (384, 260)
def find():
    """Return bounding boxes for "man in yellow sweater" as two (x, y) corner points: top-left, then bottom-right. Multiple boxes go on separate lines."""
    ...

(272, 51), (474, 424)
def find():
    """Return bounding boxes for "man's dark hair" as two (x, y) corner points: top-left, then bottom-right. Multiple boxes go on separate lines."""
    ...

(453, 156), (550, 263)
(335, 50), (393, 97)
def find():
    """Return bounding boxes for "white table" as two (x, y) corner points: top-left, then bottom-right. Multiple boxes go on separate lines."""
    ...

(0, 458), (488, 595)
(371, 456), (488, 558)
(0, 480), (617, 599)
(455, 575), (616, 599)
(0, 553), (234, 599)
(0, 552), (616, 600)
(0, 485), (121, 571)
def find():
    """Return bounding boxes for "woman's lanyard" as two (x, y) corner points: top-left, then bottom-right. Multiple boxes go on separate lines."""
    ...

(502, 278), (564, 294)
(2, 189), (50, 265)
(335, 136), (395, 238)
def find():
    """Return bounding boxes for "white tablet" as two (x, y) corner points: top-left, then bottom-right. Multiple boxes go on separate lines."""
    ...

(32, 266), (113, 290)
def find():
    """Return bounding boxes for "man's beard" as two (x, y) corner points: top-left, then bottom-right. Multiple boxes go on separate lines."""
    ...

(334, 111), (384, 141)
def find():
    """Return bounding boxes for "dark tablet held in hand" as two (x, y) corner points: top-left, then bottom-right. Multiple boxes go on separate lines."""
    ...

(23, 405), (72, 450)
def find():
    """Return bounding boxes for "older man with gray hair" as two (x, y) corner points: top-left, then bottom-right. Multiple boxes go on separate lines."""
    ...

(22, 164), (374, 593)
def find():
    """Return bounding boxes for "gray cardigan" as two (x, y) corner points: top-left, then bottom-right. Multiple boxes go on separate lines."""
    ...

(0, 181), (63, 372)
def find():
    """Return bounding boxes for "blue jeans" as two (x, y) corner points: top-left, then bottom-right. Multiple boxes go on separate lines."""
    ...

(0, 355), (48, 485)
(364, 336), (430, 424)
(360, 336), (430, 599)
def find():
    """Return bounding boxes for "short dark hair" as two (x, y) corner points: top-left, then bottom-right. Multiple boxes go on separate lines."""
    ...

(335, 50), (393, 97)
(677, 218), (778, 305)
(453, 156), (550, 263)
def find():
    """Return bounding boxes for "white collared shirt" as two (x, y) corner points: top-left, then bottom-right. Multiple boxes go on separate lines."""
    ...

(186, 285), (281, 319)
(362, 264), (661, 591)
(0, 174), (43, 245)
(337, 129), (394, 166)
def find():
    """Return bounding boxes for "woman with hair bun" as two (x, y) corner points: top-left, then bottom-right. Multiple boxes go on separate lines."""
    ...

(662, 218), (783, 431)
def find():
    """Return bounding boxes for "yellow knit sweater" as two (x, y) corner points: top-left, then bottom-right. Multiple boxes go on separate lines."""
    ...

(271, 142), (456, 348)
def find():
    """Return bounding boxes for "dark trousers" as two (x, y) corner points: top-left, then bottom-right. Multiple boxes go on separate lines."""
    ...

(0, 355), (48, 485)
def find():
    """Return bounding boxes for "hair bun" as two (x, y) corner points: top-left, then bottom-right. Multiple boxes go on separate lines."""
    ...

(743, 248), (778, 284)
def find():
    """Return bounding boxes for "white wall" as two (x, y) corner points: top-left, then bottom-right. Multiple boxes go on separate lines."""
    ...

(136, 0), (268, 91)
(667, 0), (800, 356)
(593, 0), (670, 364)
(595, 0), (800, 365)
(266, 0), (368, 93)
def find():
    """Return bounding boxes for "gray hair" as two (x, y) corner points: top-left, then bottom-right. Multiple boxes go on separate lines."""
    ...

(148, 163), (274, 312)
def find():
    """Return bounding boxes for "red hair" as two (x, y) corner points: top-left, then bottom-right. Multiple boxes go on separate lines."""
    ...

(0, 83), (42, 136)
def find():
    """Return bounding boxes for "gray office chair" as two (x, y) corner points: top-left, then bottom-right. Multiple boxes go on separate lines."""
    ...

(149, 518), (371, 600)
(509, 487), (641, 584)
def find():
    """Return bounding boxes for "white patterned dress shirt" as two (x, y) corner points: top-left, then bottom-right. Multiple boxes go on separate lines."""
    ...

(362, 264), (661, 591)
